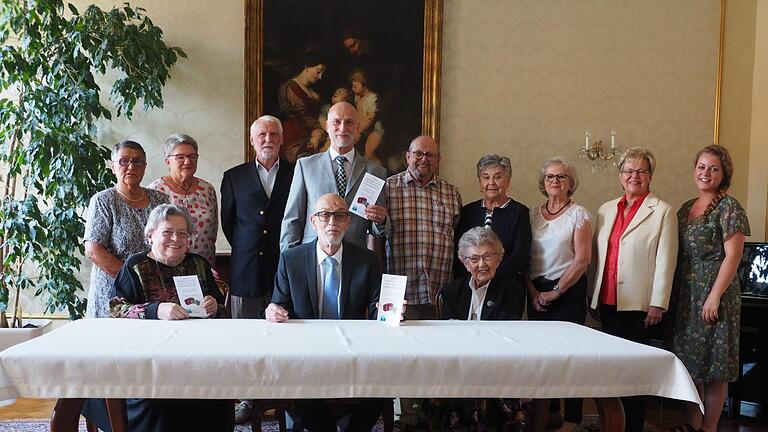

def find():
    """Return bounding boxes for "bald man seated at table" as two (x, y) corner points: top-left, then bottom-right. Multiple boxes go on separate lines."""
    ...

(266, 193), (383, 432)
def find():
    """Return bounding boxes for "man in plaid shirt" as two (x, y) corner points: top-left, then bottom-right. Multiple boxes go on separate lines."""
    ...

(385, 135), (462, 320)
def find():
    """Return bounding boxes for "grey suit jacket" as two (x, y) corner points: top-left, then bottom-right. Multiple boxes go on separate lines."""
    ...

(280, 150), (388, 252)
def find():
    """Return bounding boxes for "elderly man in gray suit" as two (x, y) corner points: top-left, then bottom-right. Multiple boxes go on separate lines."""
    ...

(280, 101), (389, 251)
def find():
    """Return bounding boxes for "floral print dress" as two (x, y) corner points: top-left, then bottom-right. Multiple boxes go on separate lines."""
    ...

(667, 195), (750, 382)
(148, 177), (218, 266)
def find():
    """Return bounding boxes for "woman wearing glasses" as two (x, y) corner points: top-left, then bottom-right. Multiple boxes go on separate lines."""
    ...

(590, 147), (678, 432)
(109, 204), (232, 431)
(149, 133), (218, 266)
(454, 154), (531, 287)
(436, 227), (525, 430)
(527, 157), (592, 432)
(84, 140), (168, 318)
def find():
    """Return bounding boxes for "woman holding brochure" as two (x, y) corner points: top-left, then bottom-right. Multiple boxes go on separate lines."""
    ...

(111, 204), (227, 320)
(110, 204), (232, 432)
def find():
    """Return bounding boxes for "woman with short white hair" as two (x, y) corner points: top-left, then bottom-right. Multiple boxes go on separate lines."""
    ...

(436, 226), (525, 429)
(149, 133), (218, 267)
(454, 154), (531, 287)
(443, 226), (525, 321)
(110, 203), (231, 432)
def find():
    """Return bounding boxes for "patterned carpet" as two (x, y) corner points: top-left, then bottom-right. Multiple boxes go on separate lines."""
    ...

(0, 419), (286, 432)
(0, 416), (662, 431)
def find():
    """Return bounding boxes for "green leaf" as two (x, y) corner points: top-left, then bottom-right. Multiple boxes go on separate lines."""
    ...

(0, 0), (186, 319)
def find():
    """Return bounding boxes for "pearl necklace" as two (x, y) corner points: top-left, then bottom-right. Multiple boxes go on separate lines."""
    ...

(115, 187), (145, 203)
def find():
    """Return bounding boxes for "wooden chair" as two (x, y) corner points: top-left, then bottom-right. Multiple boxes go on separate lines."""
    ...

(434, 287), (444, 319)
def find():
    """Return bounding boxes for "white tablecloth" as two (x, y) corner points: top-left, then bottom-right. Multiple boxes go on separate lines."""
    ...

(0, 319), (701, 409)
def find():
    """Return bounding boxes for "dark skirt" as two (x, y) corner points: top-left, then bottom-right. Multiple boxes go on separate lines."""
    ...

(527, 274), (587, 324)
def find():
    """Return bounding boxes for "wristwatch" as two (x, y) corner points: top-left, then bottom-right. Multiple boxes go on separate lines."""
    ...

(552, 285), (561, 295)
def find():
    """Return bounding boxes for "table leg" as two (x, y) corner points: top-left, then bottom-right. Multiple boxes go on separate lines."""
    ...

(105, 398), (128, 432)
(50, 398), (85, 432)
(594, 397), (625, 432)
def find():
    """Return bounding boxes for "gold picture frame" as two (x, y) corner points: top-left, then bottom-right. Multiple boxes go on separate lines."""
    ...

(244, 0), (443, 171)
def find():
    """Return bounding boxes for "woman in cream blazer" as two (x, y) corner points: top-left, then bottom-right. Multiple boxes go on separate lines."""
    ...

(589, 147), (678, 432)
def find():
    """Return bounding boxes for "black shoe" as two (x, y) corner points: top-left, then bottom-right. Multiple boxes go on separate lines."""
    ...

(234, 400), (253, 425)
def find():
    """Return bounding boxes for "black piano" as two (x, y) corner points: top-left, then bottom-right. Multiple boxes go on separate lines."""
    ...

(730, 242), (768, 419)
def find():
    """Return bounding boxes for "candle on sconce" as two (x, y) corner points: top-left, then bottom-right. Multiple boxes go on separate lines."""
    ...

(611, 130), (616, 149)
(585, 131), (590, 150)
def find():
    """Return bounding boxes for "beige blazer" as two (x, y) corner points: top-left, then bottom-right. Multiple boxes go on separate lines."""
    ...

(589, 193), (678, 312)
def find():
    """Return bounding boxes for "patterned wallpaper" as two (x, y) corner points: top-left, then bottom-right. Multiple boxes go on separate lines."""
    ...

(440, 0), (720, 215)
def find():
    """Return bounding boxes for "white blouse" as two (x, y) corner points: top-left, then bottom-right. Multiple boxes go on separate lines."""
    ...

(529, 204), (592, 280)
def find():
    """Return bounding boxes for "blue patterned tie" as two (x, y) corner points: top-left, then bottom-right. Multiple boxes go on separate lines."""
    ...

(322, 256), (340, 319)
(334, 155), (347, 197)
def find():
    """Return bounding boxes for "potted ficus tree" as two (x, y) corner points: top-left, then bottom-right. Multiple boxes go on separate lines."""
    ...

(0, 0), (186, 333)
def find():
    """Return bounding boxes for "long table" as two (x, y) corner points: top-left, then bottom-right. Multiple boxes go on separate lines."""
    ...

(0, 319), (702, 431)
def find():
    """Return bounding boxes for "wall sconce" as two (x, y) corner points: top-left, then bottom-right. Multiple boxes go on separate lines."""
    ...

(580, 130), (620, 171)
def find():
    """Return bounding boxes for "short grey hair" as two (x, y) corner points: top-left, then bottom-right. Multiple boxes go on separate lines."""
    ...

(618, 147), (656, 174)
(144, 204), (196, 238)
(250, 115), (283, 136)
(457, 227), (504, 260)
(111, 140), (145, 160)
(163, 133), (198, 158)
(476, 154), (512, 178)
(538, 156), (579, 197)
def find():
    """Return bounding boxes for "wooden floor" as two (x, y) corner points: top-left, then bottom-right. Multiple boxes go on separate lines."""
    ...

(595, 398), (768, 432)
(0, 397), (56, 419)
(1, 397), (766, 431)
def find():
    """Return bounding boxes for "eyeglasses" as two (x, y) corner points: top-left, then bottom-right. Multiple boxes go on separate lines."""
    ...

(169, 153), (199, 162)
(114, 158), (147, 167)
(621, 168), (651, 176)
(464, 253), (500, 265)
(409, 151), (439, 160)
(313, 211), (350, 222)
(544, 174), (570, 183)
(160, 230), (190, 240)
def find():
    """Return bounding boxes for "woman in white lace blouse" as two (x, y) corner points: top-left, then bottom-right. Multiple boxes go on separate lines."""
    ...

(527, 157), (592, 432)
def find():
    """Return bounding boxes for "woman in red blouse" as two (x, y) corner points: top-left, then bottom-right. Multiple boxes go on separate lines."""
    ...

(589, 148), (678, 432)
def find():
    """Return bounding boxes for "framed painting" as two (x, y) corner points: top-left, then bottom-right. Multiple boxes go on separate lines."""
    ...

(245, 0), (442, 173)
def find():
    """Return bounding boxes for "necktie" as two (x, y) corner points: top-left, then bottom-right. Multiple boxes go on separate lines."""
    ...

(334, 155), (347, 197)
(322, 256), (340, 319)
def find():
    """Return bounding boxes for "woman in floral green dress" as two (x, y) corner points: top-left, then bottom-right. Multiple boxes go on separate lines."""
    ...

(667, 145), (750, 432)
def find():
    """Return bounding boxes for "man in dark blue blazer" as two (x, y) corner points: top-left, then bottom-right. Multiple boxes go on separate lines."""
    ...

(222, 116), (296, 424)
(266, 193), (383, 432)
(221, 115), (295, 320)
